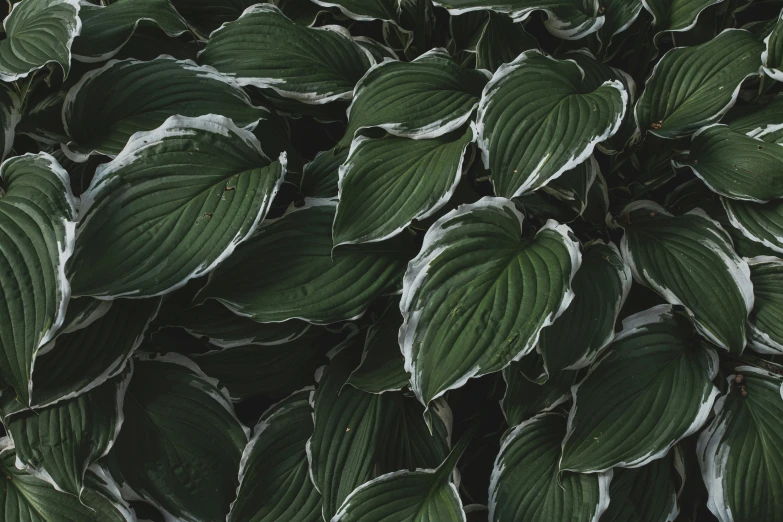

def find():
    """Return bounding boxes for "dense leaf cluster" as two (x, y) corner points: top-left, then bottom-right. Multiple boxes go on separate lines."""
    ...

(0, 0), (781, 521)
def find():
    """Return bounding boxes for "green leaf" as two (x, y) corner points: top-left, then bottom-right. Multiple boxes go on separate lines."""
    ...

(311, 0), (399, 22)
(596, 0), (643, 52)
(191, 326), (330, 401)
(602, 449), (685, 522)
(746, 256), (783, 354)
(762, 9), (783, 81)
(0, 0), (81, 82)
(540, 155), (599, 217)
(0, 153), (76, 406)
(501, 358), (575, 427)
(109, 353), (249, 522)
(538, 240), (632, 377)
(308, 341), (395, 521)
(62, 56), (269, 160)
(0, 86), (20, 161)
(334, 127), (474, 246)
(346, 307), (409, 394)
(724, 95), (783, 143)
(338, 48), (488, 149)
(618, 201), (754, 353)
(474, 12), (539, 72)
(300, 146), (348, 198)
(400, 196), (580, 411)
(642, 0), (723, 42)
(432, 0), (605, 39)
(200, 200), (410, 324)
(228, 389), (321, 522)
(71, 0), (188, 62)
(69, 114), (285, 299)
(476, 50), (627, 198)
(697, 366), (783, 522)
(198, 4), (373, 104)
(723, 197), (783, 255)
(6, 367), (131, 496)
(489, 412), (611, 522)
(560, 305), (719, 473)
(169, 0), (256, 34)
(635, 29), (763, 139)
(0, 442), (135, 522)
(673, 124), (783, 203)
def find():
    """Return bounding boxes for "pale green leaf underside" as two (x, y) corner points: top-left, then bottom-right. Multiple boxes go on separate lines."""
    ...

(229, 389), (321, 522)
(334, 127), (474, 246)
(489, 413), (610, 522)
(675, 124), (783, 203)
(62, 56), (269, 159)
(69, 114), (284, 299)
(200, 201), (409, 324)
(7, 368), (130, 496)
(199, 4), (373, 104)
(432, 0), (604, 39)
(698, 367), (783, 522)
(635, 29), (763, 138)
(0, 153), (76, 407)
(400, 196), (580, 409)
(1, 443), (134, 522)
(746, 257), (783, 354)
(0, 0), (81, 82)
(110, 354), (248, 522)
(339, 48), (488, 149)
(72, 0), (188, 62)
(723, 197), (783, 254)
(620, 202), (753, 353)
(560, 305), (718, 473)
(539, 240), (631, 376)
(477, 50), (626, 198)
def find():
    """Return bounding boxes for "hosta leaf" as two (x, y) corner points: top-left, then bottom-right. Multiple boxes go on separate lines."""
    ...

(723, 197), (783, 254)
(7, 367), (131, 496)
(635, 29), (763, 139)
(0, 0), (81, 82)
(308, 342), (394, 521)
(432, 0), (604, 39)
(762, 9), (783, 81)
(618, 201), (754, 353)
(300, 147), (348, 198)
(642, 0), (723, 41)
(198, 4), (373, 104)
(338, 48), (488, 148)
(71, 0), (188, 62)
(0, 86), (20, 161)
(746, 256), (783, 354)
(1, 442), (134, 522)
(165, 300), (310, 349)
(476, 50), (626, 198)
(724, 96), (783, 142)
(191, 327), (330, 401)
(602, 449), (685, 522)
(378, 394), (452, 473)
(0, 153), (76, 406)
(228, 389), (321, 522)
(538, 240), (632, 376)
(400, 196), (580, 411)
(540, 155), (599, 217)
(501, 359), (575, 427)
(170, 0), (256, 33)
(346, 307), (409, 394)
(311, 0), (399, 22)
(334, 127), (474, 246)
(62, 56), (269, 160)
(6, 298), (159, 412)
(474, 12), (538, 72)
(673, 124), (783, 202)
(110, 353), (248, 522)
(698, 366), (783, 522)
(597, 0), (643, 51)
(69, 114), (285, 299)
(200, 200), (410, 324)
(560, 305), (719, 473)
(489, 412), (611, 522)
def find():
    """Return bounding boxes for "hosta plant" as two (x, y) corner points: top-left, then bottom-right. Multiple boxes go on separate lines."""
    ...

(1, 0), (783, 521)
